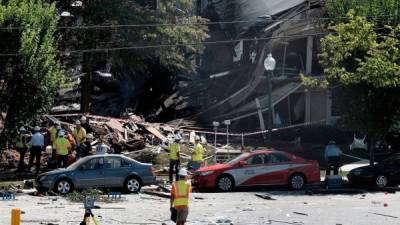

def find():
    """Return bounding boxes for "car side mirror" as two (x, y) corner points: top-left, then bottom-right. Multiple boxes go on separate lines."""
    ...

(239, 161), (247, 167)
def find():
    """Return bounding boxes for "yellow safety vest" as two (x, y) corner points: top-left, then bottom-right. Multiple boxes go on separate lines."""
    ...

(192, 143), (204, 161)
(172, 180), (191, 208)
(16, 134), (27, 148)
(168, 143), (180, 160)
(73, 127), (86, 144)
(54, 138), (69, 155)
(50, 126), (57, 143)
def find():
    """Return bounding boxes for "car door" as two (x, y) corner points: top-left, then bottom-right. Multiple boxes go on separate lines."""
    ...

(74, 157), (105, 188)
(103, 157), (131, 187)
(235, 154), (266, 186)
(261, 153), (293, 185)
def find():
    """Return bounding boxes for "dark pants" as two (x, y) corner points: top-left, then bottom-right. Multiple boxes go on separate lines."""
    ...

(169, 160), (180, 182)
(58, 155), (68, 168)
(28, 146), (43, 174)
(76, 143), (84, 159)
(17, 147), (27, 171)
(327, 156), (340, 176)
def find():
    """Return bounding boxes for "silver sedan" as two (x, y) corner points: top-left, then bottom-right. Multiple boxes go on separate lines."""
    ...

(36, 154), (156, 194)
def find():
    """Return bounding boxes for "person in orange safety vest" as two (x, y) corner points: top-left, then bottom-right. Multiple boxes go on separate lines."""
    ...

(170, 168), (192, 225)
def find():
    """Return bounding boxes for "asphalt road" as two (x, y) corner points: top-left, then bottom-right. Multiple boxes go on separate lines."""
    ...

(0, 189), (399, 225)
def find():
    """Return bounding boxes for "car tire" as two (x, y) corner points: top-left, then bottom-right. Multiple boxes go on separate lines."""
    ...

(289, 173), (306, 190)
(216, 175), (234, 192)
(54, 178), (74, 194)
(375, 174), (388, 188)
(124, 176), (142, 193)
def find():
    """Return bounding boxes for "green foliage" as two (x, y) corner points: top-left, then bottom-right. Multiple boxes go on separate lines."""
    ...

(0, 0), (64, 137)
(317, 14), (400, 134)
(325, 0), (400, 25)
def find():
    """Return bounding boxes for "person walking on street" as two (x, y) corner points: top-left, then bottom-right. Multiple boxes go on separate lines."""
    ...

(27, 126), (44, 175)
(15, 126), (29, 171)
(168, 136), (181, 182)
(188, 136), (204, 171)
(54, 130), (71, 168)
(73, 120), (86, 159)
(170, 168), (192, 225)
(325, 140), (343, 176)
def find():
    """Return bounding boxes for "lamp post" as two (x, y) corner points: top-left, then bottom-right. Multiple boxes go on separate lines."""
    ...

(212, 121), (220, 147)
(223, 120), (231, 146)
(264, 53), (276, 145)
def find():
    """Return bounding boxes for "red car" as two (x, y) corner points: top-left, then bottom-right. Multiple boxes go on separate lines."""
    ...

(193, 150), (320, 191)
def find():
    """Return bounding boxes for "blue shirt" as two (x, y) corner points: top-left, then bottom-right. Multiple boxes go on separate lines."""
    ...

(325, 144), (342, 160)
(30, 132), (44, 147)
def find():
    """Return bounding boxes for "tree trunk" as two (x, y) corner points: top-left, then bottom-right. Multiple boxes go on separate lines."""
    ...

(369, 134), (375, 166)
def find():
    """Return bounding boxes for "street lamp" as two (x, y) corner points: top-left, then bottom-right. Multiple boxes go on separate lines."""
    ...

(223, 120), (231, 146)
(212, 121), (220, 147)
(264, 53), (276, 145)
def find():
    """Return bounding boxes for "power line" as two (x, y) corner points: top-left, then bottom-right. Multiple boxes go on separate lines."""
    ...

(0, 32), (329, 57)
(0, 15), (395, 31)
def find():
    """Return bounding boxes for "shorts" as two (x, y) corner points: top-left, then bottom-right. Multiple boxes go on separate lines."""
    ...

(176, 207), (189, 222)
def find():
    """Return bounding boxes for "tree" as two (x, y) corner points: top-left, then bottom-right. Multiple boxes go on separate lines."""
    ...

(0, 0), (64, 146)
(313, 13), (400, 164)
(57, 0), (209, 115)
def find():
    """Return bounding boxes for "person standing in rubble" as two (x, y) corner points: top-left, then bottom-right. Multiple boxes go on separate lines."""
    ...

(80, 116), (93, 134)
(15, 126), (29, 171)
(82, 133), (94, 157)
(168, 136), (181, 182)
(188, 136), (204, 171)
(170, 168), (192, 225)
(73, 120), (87, 159)
(325, 140), (343, 176)
(27, 126), (44, 175)
(48, 121), (58, 145)
(54, 130), (71, 168)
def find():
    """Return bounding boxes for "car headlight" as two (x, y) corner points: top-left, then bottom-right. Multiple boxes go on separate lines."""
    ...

(200, 171), (214, 176)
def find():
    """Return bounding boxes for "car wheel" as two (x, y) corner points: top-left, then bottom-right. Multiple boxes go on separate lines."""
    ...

(375, 175), (388, 188)
(124, 177), (142, 193)
(289, 174), (305, 190)
(217, 175), (234, 192)
(55, 178), (73, 194)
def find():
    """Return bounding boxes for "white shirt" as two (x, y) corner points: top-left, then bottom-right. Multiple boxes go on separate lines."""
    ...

(96, 143), (109, 155)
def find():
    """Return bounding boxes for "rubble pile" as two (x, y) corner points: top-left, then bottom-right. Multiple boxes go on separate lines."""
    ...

(0, 113), (220, 175)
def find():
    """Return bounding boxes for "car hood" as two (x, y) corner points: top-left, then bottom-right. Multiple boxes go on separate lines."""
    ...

(40, 168), (71, 176)
(197, 163), (231, 172)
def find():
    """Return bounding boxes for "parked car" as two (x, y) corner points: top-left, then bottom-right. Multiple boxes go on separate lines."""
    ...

(36, 154), (156, 194)
(348, 153), (400, 188)
(193, 150), (320, 191)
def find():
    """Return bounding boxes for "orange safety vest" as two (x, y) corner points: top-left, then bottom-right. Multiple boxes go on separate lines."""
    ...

(172, 180), (191, 208)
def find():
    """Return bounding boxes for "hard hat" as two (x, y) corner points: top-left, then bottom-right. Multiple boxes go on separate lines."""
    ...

(75, 120), (81, 125)
(56, 125), (62, 130)
(58, 130), (65, 137)
(167, 134), (175, 142)
(45, 145), (53, 154)
(87, 133), (94, 139)
(195, 135), (200, 141)
(34, 126), (40, 131)
(178, 168), (188, 177)
(19, 126), (26, 132)
(80, 116), (87, 122)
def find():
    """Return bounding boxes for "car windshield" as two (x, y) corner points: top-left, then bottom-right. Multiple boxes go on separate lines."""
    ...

(227, 153), (251, 164)
(67, 157), (89, 170)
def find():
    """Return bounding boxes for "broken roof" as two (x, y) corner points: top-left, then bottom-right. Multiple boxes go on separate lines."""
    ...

(211, 0), (306, 38)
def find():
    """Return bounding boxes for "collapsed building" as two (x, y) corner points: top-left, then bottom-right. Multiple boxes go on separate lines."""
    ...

(54, 0), (335, 134)
(158, 0), (334, 132)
